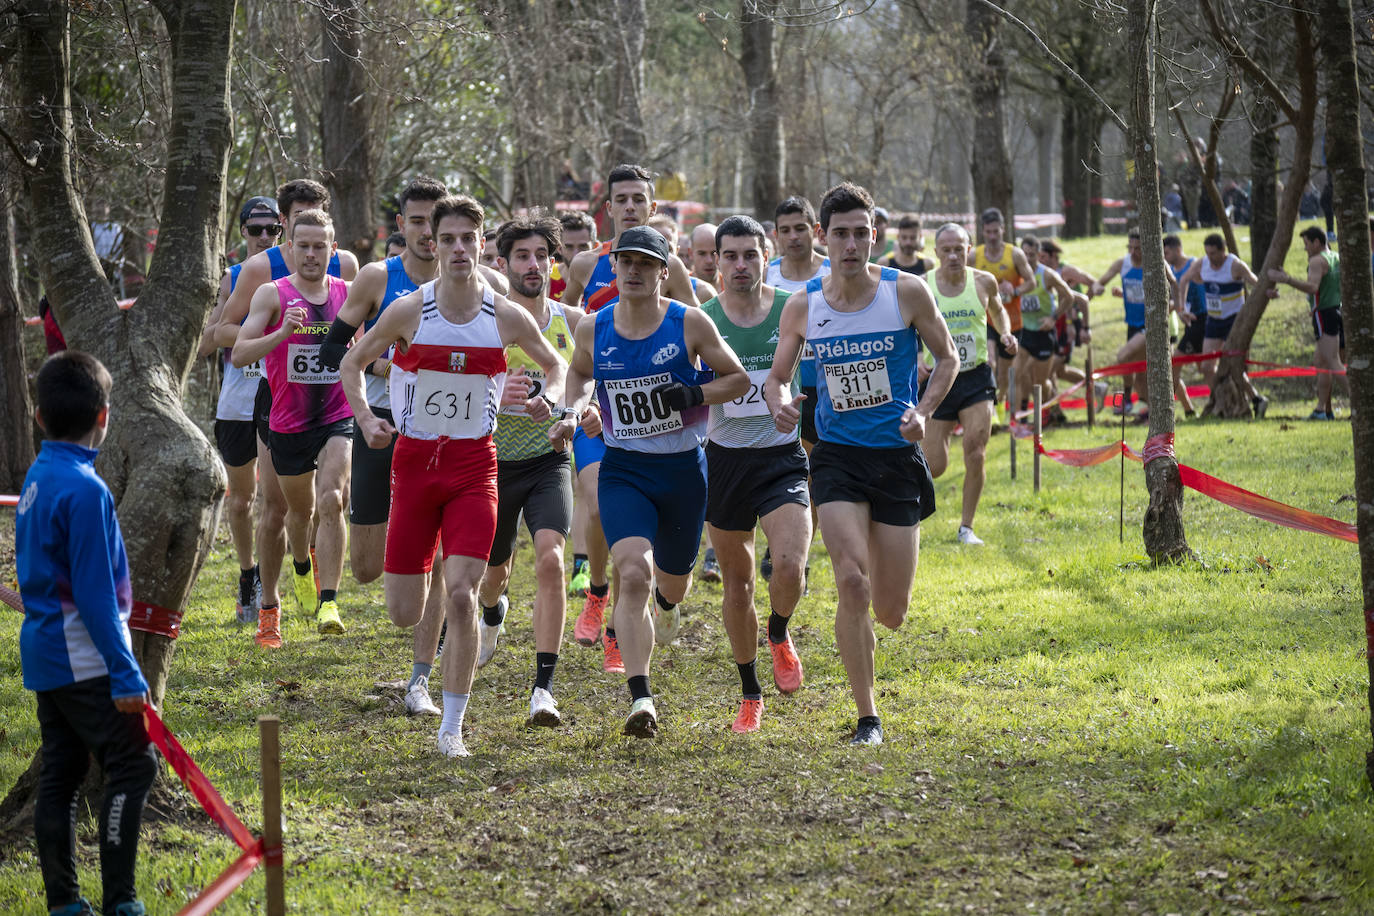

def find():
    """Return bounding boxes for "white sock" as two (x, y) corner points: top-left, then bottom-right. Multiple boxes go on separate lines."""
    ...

(440, 691), (469, 736)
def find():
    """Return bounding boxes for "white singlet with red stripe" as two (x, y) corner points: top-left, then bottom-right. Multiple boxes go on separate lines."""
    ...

(389, 281), (507, 441)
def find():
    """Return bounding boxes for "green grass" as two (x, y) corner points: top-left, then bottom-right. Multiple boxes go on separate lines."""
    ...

(0, 231), (1366, 913)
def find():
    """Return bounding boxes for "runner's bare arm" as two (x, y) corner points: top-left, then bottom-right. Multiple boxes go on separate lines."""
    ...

(341, 291), (422, 447)
(1268, 253), (1324, 296)
(198, 270), (233, 358)
(1011, 246), (1037, 297)
(231, 283), (291, 368)
(1095, 256), (1124, 298)
(214, 251), (272, 347)
(1232, 256), (1260, 290)
(335, 249), (360, 281)
(665, 255), (699, 305)
(685, 307), (749, 402)
(322, 259), (388, 370)
(479, 263), (510, 296)
(560, 248), (597, 308)
(979, 271), (1017, 353)
(693, 278), (718, 304)
(496, 298), (567, 421)
(902, 275), (957, 438)
(547, 317), (597, 445)
(764, 291), (808, 433)
(1174, 258), (1201, 312)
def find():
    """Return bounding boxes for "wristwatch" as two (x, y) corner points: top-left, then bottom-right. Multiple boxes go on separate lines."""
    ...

(560, 406), (578, 421)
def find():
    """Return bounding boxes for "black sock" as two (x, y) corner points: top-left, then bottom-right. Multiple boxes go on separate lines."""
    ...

(573, 553), (588, 568)
(482, 600), (506, 627)
(604, 626), (616, 640)
(261, 603), (278, 612)
(655, 588), (675, 613)
(293, 558), (311, 577)
(589, 581), (609, 598)
(534, 652), (558, 692)
(737, 659), (762, 698)
(858, 715), (881, 730)
(767, 611), (790, 644)
(628, 675), (652, 701)
(239, 567), (256, 603)
(319, 589), (336, 603)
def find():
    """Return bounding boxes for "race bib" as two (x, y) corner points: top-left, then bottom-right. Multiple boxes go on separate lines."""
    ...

(723, 368), (777, 419)
(287, 344), (338, 384)
(241, 360), (264, 380)
(952, 331), (979, 371)
(1205, 286), (1222, 317)
(823, 358), (892, 412)
(499, 368), (545, 416)
(1124, 279), (1145, 302)
(1020, 293), (1043, 314)
(413, 370), (491, 439)
(605, 372), (683, 439)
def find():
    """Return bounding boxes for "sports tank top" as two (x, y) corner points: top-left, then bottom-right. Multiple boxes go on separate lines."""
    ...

(929, 272), (988, 372)
(885, 256), (927, 276)
(593, 301), (707, 454)
(701, 289), (796, 449)
(766, 256), (831, 387)
(1121, 257), (1146, 328)
(973, 244), (1023, 331)
(807, 267), (921, 449)
(1314, 250), (1340, 312)
(389, 282), (507, 441)
(1174, 257), (1208, 316)
(216, 263), (257, 421)
(493, 302), (575, 461)
(262, 276), (352, 434)
(1019, 264), (1055, 327)
(362, 256), (422, 410)
(583, 241), (618, 312)
(1199, 254), (1245, 319)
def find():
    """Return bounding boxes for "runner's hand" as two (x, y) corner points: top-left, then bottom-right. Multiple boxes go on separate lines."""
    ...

(998, 280), (1015, 300)
(1001, 332), (1019, 356)
(501, 368), (531, 407)
(548, 419), (575, 452)
(774, 392), (805, 435)
(579, 405), (602, 438)
(281, 306), (307, 335)
(1110, 287), (1123, 298)
(114, 693), (148, 714)
(899, 407), (927, 443)
(526, 395), (552, 422)
(1039, 318), (1054, 332)
(1178, 311), (1195, 325)
(360, 413), (396, 450)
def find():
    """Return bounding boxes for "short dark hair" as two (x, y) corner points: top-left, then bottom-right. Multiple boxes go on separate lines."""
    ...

(1039, 238), (1062, 255)
(1127, 228), (1141, 241)
(715, 215), (767, 251)
(980, 207), (1004, 225)
(496, 216), (562, 260)
(1299, 225), (1327, 246)
(775, 195), (816, 225)
(1162, 234), (1182, 249)
(277, 178), (330, 217)
(483, 228), (500, 242)
(384, 231), (406, 252)
(607, 163), (654, 191)
(37, 350), (112, 441)
(818, 182), (874, 231)
(397, 176), (447, 213)
(430, 195), (485, 237)
(559, 210), (596, 236)
(897, 214), (922, 232)
(290, 208), (333, 239)
(1020, 235), (1039, 251)
(1203, 232), (1226, 251)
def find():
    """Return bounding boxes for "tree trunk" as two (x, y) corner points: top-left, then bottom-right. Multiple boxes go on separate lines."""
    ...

(1207, 6), (1318, 418)
(1127, 0), (1190, 562)
(608, 0), (647, 166)
(1061, 95), (1102, 238)
(0, 170), (35, 492)
(4, 0), (233, 817)
(1249, 12), (1280, 267)
(740, 0), (782, 220)
(1313, 0), (1374, 788)
(320, 0), (376, 265)
(966, 0), (1013, 225)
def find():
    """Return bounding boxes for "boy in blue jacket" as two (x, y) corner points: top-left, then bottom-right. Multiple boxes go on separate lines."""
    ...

(17, 351), (154, 916)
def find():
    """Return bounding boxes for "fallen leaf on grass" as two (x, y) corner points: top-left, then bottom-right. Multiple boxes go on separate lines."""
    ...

(1071, 856), (1091, 868)
(275, 678), (300, 690)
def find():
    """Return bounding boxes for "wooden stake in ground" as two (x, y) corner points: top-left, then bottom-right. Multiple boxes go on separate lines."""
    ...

(1119, 389), (1126, 544)
(259, 715), (285, 916)
(1008, 372), (1017, 480)
(1033, 383), (1042, 493)
(1085, 343), (1096, 430)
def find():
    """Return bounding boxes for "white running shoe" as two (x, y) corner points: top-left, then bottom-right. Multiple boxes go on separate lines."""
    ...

(623, 696), (658, 738)
(437, 731), (470, 758)
(404, 683), (441, 717)
(957, 526), (985, 546)
(477, 595), (507, 669)
(650, 582), (681, 645)
(527, 687), (561, 727)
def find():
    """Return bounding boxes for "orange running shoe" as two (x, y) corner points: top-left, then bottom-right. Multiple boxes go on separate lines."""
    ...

(602, 633), (625, 674)
(768, 632), (804, 694)
(575, 590), (608, 647)
(732, 697), (763, 733)
(255, 606), (283, 649)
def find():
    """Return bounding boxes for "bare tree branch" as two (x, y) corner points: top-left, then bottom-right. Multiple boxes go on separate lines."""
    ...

(1198, 0), (1299, 123)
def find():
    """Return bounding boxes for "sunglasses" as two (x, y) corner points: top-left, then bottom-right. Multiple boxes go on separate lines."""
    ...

(244, 223), (283, 238)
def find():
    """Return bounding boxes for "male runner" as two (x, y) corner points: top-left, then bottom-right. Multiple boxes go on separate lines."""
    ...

(552, 211), (599, 304)
(232, 210), (353, 643)
(1094, 230), (1153, 417)
(199, 195), (282, 624)
(1173, 233), (1266, 417)
(766, 182), (957, 746)
(869, 206), (896, 262)
(886, 214), (933, 275)
(1164, 234), (1208, 417)
(649, 213), (717, 302)
(689, 222), (722, 288)
(699, 216), (809, 733)
(1037, 239), (1097, 399)
(1269, 225), (1347, 419)
(340, 195), (567, 758)
(972, 208), (1035, 417)
(320, 176), (449, 716)
(1010, 235), (1083, 415)
(214, 179), (356, 648)
(473, 216), (588, 726)
(550, 225), (749, 738)
(918, 223), (1017, 546)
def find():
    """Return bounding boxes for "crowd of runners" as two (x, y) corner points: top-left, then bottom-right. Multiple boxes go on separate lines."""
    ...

(201, 165), (1352, 757)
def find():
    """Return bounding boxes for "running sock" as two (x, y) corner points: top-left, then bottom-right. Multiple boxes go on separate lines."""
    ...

(409, 662), (432, 690)
(534, 652), (558, 692)
(737, 659), (762, 698)
(767, 611), (791, 644)
(604, 627), (617, 641)
(319, 589), (336, 604)
(589, 581), (609, 599)
(654, 588), (675, 613)
(628, 675), (652, 701)
(440, 691), (469, 736)
(238, 567), (256, 604)
(293, 558), (312, 577)
(857, 714), (882, 731)
(573, 553), (588, 569)
(482, 600), (507, 627)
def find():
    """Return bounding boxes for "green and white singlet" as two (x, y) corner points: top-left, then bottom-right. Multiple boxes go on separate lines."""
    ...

(701, 288), (796, 448)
